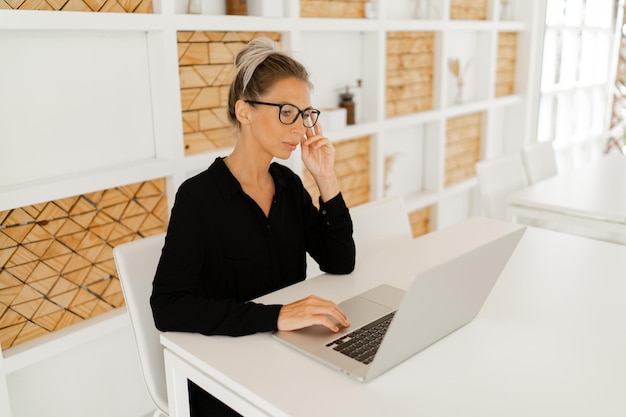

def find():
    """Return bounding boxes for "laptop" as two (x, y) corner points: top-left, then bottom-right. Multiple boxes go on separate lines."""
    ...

(272, 227), (525, 382)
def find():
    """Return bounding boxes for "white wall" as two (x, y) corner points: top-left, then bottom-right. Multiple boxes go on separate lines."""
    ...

(3, 309), (155, 417)
(0, 349), (12, 416)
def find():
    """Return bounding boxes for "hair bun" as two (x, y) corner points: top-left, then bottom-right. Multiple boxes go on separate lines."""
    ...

(235, 37), (283, 95)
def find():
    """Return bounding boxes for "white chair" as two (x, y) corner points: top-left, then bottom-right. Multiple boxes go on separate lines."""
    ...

(306, 196), (414, 278)
(113, 233), (168, 417)
(475, 154), (528, 220)
(521, 141), (558, 184)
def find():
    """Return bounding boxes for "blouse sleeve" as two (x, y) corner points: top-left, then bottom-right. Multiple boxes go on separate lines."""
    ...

(304, 191), (356, 275)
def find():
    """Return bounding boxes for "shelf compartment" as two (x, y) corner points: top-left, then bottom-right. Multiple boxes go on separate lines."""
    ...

(382, 122), (439, 199)
(445, 112), (482, 186)
(300, 0), (371, 19)
(445, 30), (492, 106)
(386, 31), (436, 118)
(495, 32), (518, 97)
(300, 30), (378, 125)
(449, 0), (487, 21)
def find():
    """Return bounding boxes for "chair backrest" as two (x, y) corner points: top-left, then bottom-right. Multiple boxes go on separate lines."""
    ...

(306, 196), (413, 277)
(349, 196), (413, 257)
(521, 141), (558, 184)
(113, 233), (168, 416)
(475, 154), (528, 220)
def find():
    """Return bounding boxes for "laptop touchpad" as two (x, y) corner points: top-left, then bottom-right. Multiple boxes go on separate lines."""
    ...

(339, 296), (394, 330)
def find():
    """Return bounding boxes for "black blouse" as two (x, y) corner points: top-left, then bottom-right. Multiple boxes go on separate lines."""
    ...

(150, 157), (356, 336)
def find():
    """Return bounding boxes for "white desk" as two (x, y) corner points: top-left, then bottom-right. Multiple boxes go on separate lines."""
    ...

(508, 153), (626, 237)
(161, 217), (626, 417)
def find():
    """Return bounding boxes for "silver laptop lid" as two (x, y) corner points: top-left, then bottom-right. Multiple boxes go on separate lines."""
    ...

(366, 227), (526, 380)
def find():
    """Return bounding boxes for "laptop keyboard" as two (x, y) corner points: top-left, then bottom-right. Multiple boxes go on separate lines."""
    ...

(325, 311), (396, 365)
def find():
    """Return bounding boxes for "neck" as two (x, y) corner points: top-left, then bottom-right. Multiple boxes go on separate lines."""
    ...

(224, 145), (272, 187)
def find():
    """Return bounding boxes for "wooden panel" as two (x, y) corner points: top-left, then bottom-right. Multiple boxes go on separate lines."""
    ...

(408, 206), (431, 238)
(300, 0), (368, 18)
(0, 0), (152, 12)
(303, 136), (370, 208)
(450, 0), (487, 20)
(445, 113), (482, 186)
(178, 31), (282, 155)
(495, 32), (517, 97)
(386, 32), (434, 118)
(0, 179), (168, 349)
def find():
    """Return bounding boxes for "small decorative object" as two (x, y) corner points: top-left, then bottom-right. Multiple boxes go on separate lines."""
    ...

(500, 0), (511, 20)
(448, 58), (472, 104)
(187, 0), (225, 14)
(414, 0), (437, 19)
(384, 153), (400, 195)
(247, 0), (282, 17)
(339, 86), (356, 125)
(226, 0), (246, 15)
(365, 1), (377, 19)
(413, 0), (425, 19)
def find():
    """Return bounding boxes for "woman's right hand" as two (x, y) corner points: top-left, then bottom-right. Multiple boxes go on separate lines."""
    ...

(277, 295), (350, 332)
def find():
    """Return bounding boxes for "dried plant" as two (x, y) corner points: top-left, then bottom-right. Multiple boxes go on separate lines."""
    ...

(448, 58), (460, 77)
(448, 57), (472, 104)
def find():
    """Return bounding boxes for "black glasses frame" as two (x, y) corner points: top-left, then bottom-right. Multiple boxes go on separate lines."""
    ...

(245, 100), (321, 128)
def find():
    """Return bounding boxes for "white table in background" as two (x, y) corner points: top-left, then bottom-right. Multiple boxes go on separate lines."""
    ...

(161, 217), (626, 417)
(508, 153), (626, 238)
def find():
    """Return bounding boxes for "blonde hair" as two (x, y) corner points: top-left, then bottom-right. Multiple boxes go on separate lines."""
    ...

(227, 37), (312, 127)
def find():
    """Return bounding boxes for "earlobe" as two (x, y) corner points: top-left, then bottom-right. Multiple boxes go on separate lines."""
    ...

(235, 100), (251, 126)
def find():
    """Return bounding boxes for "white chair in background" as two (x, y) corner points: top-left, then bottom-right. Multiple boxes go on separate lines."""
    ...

(306, 196), (414, 278)
(113, 233), (168, 417)
(475, 154), (528, 221)
(521, 141), (558, 185)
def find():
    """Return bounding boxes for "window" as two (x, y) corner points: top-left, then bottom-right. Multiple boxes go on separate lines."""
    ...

(536, 0), (621, 168)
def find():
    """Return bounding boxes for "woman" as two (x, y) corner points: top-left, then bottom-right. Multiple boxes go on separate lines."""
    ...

(151, 37), (356, 416)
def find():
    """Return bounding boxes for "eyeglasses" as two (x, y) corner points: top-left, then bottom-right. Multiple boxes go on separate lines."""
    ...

(245, 100), (320, 128)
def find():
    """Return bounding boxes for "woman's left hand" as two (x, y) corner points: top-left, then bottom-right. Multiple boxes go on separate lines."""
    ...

(301, 122), (340, 201)
(301, 121), (335, 177)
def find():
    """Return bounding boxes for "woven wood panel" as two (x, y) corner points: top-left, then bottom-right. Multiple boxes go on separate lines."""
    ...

(386, 32), (434, 118)
(445, 112), (482, 186)
(178, 31), (282, 155)
(0, 0), (152, 12)
(408, 206), (431, 238)
(0, 179), (168, 349)
(303, 136), (370, 208)
(495, 32), (517, 97)
(450, 0), (487, 20)
(300, 0), (368, 18)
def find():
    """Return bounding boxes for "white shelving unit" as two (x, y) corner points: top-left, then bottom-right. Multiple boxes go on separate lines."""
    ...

(0, 0), (545, 232)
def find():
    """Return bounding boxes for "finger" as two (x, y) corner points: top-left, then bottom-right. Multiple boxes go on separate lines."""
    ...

(305, 121), (322, 140)
(329, 305), (350, 327)
(309, 297), (350, 327)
